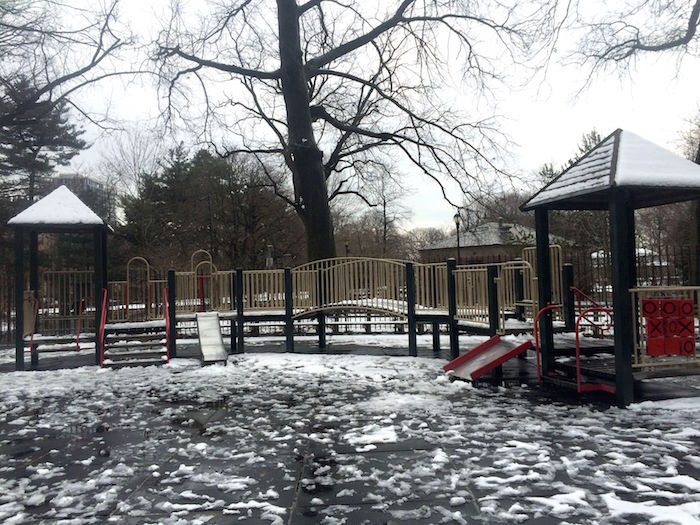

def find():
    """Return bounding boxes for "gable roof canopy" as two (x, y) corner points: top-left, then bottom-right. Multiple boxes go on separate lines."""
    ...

(521, 129), (700, 211)
(8, 185), (104, 232)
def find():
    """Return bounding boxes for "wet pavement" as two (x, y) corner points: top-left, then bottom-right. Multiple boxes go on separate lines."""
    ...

(0, 338), (699, 524)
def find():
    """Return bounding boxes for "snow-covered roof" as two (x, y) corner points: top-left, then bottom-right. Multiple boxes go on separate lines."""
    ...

(522, 129), (700, 211)
(8, 185), (103, 226)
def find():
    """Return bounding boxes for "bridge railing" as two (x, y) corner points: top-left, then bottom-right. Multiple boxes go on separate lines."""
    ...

(243, 269), (286, 311)
(414, 262), (448, 311)
(454, 266), (490, 325)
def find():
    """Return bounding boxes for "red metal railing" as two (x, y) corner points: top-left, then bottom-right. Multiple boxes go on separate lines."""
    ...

(164, 287), (170, 363)
(575, 306), (615, 394)
(98, 289), (108, 368)
(570, 286), (612, 335)
(533, 303), (561, 382)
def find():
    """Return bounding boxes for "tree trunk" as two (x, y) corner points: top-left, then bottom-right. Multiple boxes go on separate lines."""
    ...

(277, 0), (336, 261)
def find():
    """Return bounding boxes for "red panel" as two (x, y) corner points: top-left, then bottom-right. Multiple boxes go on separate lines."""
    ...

(674, 317), (694, 337)
(679, 300), (695, 317)
(642, 299), (660, 318)
(646, 317), (665, 338)
(664, 337), (681, 356)
(646, 337), (666, 357)
(443, 335), (501, 372)
(679, 337), (696, 356)
(469, 340), (533, 380)
(661, 299), (680, 318)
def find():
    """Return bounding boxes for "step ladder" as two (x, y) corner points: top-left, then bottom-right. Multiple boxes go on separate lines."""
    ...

(102, 321), (168, 369)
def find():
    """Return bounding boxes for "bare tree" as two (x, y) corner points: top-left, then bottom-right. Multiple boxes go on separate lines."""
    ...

(0, 0), (132, 132)
(155, 0), (565, 260)
(575, 0), (700, 72)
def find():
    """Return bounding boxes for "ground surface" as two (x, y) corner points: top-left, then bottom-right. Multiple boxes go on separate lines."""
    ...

(0, 338), (699, 524)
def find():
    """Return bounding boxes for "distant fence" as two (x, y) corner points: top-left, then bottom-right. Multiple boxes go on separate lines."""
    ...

(567, 244), (693, 305)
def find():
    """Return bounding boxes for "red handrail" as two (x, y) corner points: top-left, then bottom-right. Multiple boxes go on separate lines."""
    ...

(533, 304), (561, 382)
(575, 306), (614, 393)
(570, 286), (611, 334)
(164, 287), (170, 363)
(98, 289), (108, 368)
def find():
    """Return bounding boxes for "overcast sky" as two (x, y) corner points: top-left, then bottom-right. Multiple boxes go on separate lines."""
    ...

(67, 0), (700, 232)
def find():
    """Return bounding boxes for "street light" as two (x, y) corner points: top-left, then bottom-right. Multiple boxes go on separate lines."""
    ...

(453, 212), (461, 265)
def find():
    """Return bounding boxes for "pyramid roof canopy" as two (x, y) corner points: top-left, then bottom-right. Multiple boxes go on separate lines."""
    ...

(8, 185), (103, 229)
(521, 129), (700, 211)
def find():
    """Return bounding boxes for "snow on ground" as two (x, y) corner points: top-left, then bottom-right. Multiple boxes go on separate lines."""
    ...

(0, 353), (698, 523)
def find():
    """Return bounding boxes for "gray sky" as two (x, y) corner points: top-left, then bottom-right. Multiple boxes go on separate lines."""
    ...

(67, 0), (700, 231)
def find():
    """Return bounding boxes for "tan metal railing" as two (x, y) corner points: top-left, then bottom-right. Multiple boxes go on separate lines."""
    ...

(630, 286), (699, 369)
(243, 269), (285, 311)
(495, 260), (536, 332)
(414, 262), (448, 311)
(292, 258), (407, 316)
(454, 266), (490, 325)
(522, 244), (563, 312)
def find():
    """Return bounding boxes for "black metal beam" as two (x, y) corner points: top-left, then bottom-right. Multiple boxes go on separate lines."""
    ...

(487, 265), (499, 337)
(406, 262), (417, 357)
(317, 269), (326, 350)
(235, 268), (244, 354)
(535, 208), (554, 375)
(14, 228), (24, 371)
(447, 258), (458, 360)
(284, 267), (294, 352)
(562, 264), (575, 332)
(609, 190), (636, 407)
(93, 229), (104, 365)
(167, 269), (177, 358)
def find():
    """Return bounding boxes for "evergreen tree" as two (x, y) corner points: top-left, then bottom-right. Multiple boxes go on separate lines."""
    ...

(0, 76), (87, 202)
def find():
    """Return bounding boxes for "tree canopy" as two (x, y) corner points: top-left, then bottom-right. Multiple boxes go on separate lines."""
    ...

(155, 0), (565, 260)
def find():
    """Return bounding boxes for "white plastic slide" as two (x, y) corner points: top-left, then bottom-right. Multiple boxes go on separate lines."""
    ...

(196, 312), (228, 365)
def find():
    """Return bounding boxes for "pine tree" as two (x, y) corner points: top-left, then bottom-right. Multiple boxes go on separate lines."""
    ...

(0, 76), (87, 202)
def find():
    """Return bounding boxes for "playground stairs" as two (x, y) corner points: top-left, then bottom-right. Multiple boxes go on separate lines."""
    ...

(26, 333), (94, 353)
(542, 367), (616, 394)
(102, 321), (168, 369)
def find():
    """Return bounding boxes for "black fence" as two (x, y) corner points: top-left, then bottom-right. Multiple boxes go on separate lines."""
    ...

(566, 244), (694, 305)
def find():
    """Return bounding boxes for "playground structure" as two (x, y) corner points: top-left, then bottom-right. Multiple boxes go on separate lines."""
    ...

(8, 129), (700, 406)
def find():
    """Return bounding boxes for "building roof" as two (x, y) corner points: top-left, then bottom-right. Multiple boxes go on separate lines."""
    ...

(423, 222), (544, 251)
(8, 185), (103, 227)
(521, 129), (700, 211)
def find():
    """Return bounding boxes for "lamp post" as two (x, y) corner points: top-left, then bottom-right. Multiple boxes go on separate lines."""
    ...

(453, 212), (461, 265)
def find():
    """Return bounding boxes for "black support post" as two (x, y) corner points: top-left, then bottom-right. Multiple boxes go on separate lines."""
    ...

(316, 269), (325, 349)
(229, 276), (236, 353)
(431, 265), (441, 353)
(235, 268), (244, 354)
(562, 264), (575, 332)
(514, 261), (525, 321)
(29, 231), (38, 307)
(284, 268), (294, 352)
(406, 262), (417, 357)
(447, 258), (459, 360)
(167, 269), (177, 358)
(609, 190), (636, 407)
(487, 265), (503, 382)
(535, 208), (554, 376)
(14, 228), (24, 371)
(487, 265), (499, 337)
(93, 228), (104, 366)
